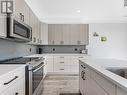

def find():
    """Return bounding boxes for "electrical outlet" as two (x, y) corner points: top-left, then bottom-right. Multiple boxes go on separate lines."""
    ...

(101, 37), (107, 42)
(53, 48), (55, 51)
(29, 48), (31, 52)
(75, 48), (78, 51)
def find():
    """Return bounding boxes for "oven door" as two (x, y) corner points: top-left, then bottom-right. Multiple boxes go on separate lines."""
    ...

(32, 62), (44, 94)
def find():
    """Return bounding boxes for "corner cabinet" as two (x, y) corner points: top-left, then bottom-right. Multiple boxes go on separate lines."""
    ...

(48, 24), (89, 45)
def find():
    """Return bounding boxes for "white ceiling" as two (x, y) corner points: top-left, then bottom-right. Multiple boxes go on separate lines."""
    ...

(25, 0), (127, 23)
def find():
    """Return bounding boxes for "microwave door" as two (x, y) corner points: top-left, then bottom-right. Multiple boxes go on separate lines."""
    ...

(7, 15), (32, 42)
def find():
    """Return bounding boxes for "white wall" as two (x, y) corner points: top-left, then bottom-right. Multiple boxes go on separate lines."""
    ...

(87, 23), (127, 60)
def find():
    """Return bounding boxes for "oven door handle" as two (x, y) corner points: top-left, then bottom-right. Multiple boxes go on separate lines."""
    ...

(33, 64), (44, 73)
(32, 63), (46, 73)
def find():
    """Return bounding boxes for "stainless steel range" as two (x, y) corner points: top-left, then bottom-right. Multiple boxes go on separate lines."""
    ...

(0, 57), (47, 95)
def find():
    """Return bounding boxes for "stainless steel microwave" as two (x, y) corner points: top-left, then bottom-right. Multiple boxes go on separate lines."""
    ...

(7, 14), (32, 42)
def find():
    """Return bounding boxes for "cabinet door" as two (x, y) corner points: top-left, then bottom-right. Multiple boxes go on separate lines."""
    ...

(14, 0), (24, 20)
(80, 24), (89, 45)
(117, 87), (127, 95)
(62, 24), (70, 45)
(79, 63), (85, 95)
(46, 56), (54, 73)
(70, 24), (80, 45)
(0, 9), (6, 37)
(1, 78), (25, 95)
(30, 10), (36, 43)
(54, 24), (62, 45)
(48, 24), (56, 45)
(23, 2), (30, 25)
(85, 76), (108, 95)
(40, 22), (48, 45)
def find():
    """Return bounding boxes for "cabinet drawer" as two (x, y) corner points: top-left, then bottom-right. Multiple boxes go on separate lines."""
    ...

(0, 67), (25, 93)
(54, 60), (69, 66)
(91, 70), (116, 95)
(70, 66), (79, 73)
(54, 66), (70, 72)
(1, 77), (25, 95)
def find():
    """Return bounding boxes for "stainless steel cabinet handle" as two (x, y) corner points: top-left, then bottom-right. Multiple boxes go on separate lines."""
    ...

(19, 13), (22, 20)
(37, 39), (39, 43)
(4, 76), (18, 85)
(33, 37), (36, 42)
(60, 41), (64, 45)
(79, 57), (83, 58)
(60, 62), (64, 63)
(60, 57), (64, 58)
(22, 15), (24, 22)
(81, 65), (86, 69)
(52, 40), (55, 44)
(60, 69), (64, 70)
(81, 71), (86, 80)
(77, 41), (81, 45)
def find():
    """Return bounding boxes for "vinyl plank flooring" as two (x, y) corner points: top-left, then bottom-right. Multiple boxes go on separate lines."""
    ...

(41, 75), (79, 95)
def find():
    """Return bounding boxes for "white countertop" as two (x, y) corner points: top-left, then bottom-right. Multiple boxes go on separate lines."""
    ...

(80, 58), (127, 91)
(23, 53), (90, 58)
(0, 65), (25, 78)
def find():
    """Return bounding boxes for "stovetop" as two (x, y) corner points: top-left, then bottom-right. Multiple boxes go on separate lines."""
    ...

(0, 57), (39, 64)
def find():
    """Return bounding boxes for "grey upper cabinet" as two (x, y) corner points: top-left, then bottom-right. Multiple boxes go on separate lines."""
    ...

(62, 24), (70, 45)
(80, 24), (89, 45)
(48, 24), (89, 45)
(70, 24), (89, 45)
(70, 24), (80, 45)
(54, 24), (63, 45)
(40, 22), (48, 45)
(14, 0), (30, 25)
(48, 24), (56, 45)
(23, 2), (30, 25)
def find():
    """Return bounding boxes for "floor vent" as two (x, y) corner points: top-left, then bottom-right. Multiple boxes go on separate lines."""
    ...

(59, 93), (81, 95)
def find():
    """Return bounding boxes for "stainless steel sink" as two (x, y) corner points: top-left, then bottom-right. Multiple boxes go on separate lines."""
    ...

(106, 68), (127, 79)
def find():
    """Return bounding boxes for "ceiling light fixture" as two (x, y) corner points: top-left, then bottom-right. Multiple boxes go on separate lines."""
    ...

(76, 10), (81, 13)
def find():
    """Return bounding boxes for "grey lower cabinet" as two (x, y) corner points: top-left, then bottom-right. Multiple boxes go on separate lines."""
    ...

(79, 61), (115, 95)
(48, 24), (89, 45)
(117, 87), (127, 95)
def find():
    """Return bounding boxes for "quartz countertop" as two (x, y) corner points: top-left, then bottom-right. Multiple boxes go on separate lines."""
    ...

(0, 65), (25, 78)
(23, 53), (90, 58)
(80, 58), (127, 91)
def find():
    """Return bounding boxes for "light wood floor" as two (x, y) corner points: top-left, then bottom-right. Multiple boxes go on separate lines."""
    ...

(41, 75), (79, 95)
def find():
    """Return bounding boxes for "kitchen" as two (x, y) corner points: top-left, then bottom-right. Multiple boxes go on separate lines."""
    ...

(0, 0), (127, 95)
